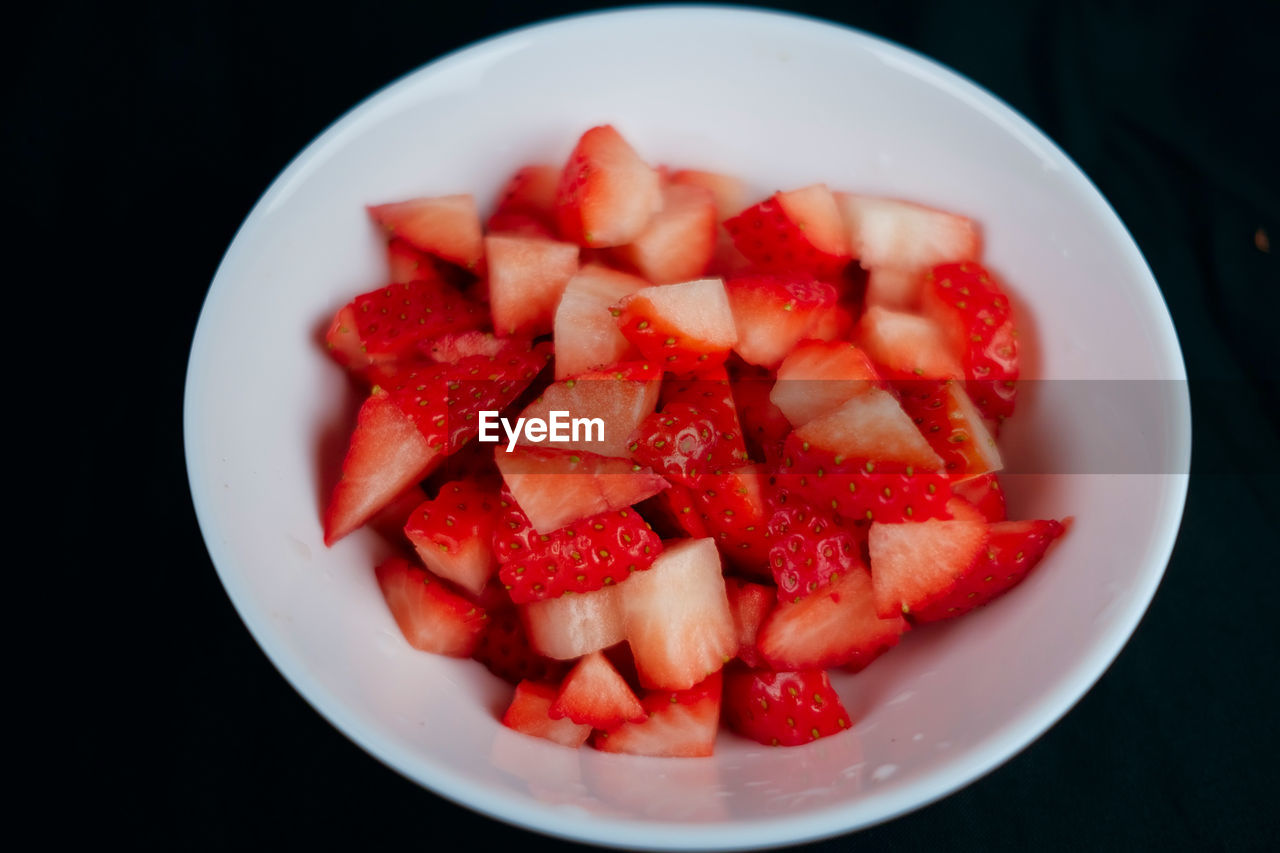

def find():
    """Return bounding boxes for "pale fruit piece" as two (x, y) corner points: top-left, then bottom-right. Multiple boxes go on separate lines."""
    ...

(770, 340), (880, 428)
(868, 499), (988, 617)
(613, 183), (717, 284)
(552, 264), (648, 378)
(834, 193), (979, 269)
(521, 585), (625, 660)
(486, 235), (579, 336)
(517, 368), (661, 458)
(856, 305), (964, 380)
(495, 447), (668, 534)
(794, 387), (944, 471)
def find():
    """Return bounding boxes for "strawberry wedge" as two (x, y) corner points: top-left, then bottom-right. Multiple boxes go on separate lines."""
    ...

(368, 194), (484, 270)
(556, 125), (662, 247)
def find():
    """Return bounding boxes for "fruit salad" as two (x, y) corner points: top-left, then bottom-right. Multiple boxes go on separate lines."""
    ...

(321, 125), (1066, 756)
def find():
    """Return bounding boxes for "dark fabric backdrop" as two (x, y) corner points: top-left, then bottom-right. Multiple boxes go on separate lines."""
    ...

(28, 0), (1277, 848)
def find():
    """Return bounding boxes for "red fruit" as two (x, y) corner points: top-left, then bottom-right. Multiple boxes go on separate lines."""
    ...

(368, 194), (484, 270)
(417, 330), (509, 363)
(404, 479), (501, 596)
(386, 237), (441, 284)
(472, 608), (568, 684)
(794, 386), (944, 471)
(501, 681), (591, 748)
(668, 169), (748, 220)
(725, 578), (775, 668)
(628, 376), (749, 486)
(615, 279), (738, 374)
(896, 380), (1003, 482)
(494, 486), (662, 603)
(592, 671), (722, 757)
(723, 668), (851, 747)
(724, 185), (851, 278)
(374, 557), (487, 657)
(552, 264), (649, 378)
(757, 564), (908, 671)
(694, 465), (775, 576)
(856, 305), (964, 381)
(912, 519), (1065, 622)
(366, 483), (426, 544)
(728, 362), (792, 463)
(485, 235), (579, 337)
(868, 499), (990, 617)
(488, 164), (560, 235)
(550, 651), (646, 729)
(635, 483), (711, 539)
(556, 125), (662, 247)
(834, 193), (979, 270)
(520, 584), (625, 660)
(517, 362), (662, 459)
(770, 341), (882, 428)
(953, 473), (1007, 522)
(767, 500), (860, 602)
(486, 211), (557, 239)
(864, 267), (924, 311)
(724, 273), (839, 369)
(619, 538), (736, 690)
(659, 370), (750, 469)
(613, 183), (717, 284)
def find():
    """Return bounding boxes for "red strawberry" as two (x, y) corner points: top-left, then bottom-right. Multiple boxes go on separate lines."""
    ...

(867, 498), (990, 617)
(694, 465), (775, 577)
(613, 183), (717, 284)
(722, 667), (851, 747)
(386, 237), (441, 284)
(472, 608), (569, 684)
(834, 193), (979, 270)
(856, 305), (964, 381)
(728, 362), (791, 464)
(374, 557), (487, 657)
(366, 483), (426, 545)
(757, 564), (908, 671)
(501, 680), (592, 747)
(864, 267), (924, 311)
(911, 519), (1065, 622)
(550, 651), (646, 729)
(767, 499), (860, 602)
(484, 235), (579, 337)
(635, 483), (711, 539)
(725, 273), (840, 368)
(404, 479), (501, 596)
(792, 384), (944, 471)
(725, 578), (775, 668)
(920, 262), (1019, 420)
(488, 164), (560, 235)
(953, 473), (1007, 522)
(615, 278), (738, 374)
(628, 374), (749, 486)
(895, 379), (1003, 482)
(724, 184), (851, 278)
(517, 362), (662, 459)
(668, 169), (748, 221)
(556, 125), (662, 247)
(552, 264), (649, 378)
(520, 584), (625, 660)
(770, 340), (882, 429)
(368, 194), (484, 270)
(493, 486), (662, 603)
(592, 671), (722, 757)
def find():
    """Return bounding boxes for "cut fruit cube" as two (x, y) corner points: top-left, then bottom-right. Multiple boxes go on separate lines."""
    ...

(953, 473), (1007, 522)
(521, 584), (625, 660)
(725, 578), (775, 669)
(488, 164), (560, 235)
(896, 380), (1003, 482)
(864, 267), (925, 311)
(556, 125), (662, 247)
(374, 557), (487, 657)
(668, 169), (748, 220)
(368, 194), (484, 270)
(592, 671), (722, 757)
(485, 235), (579, 337)
(725, 273), (839, 368)
(856, 305), (964, 381)
(794, 386), (943, 471)
(550, 651), (646, 729)
(770, 340), (881, 428)
(868, 498), (989, 617)
(724, 184), (851, 278)
(386, 237), (441, 284)
(613, 183), (717, 284)
(834, 193), (979, 270)
(404, 479), (500, 596)
(723, 667), (852, 747)
(552, 264), (649, 378)
(615, 278), (738, 373)
(517, 363), (661, 458)
(502, 681), (592, 747)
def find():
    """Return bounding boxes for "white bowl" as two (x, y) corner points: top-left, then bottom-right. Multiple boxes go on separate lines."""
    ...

(185, 7), (1190, 849)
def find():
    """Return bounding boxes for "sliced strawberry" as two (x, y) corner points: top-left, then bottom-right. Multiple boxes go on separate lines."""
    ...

(794, 386), (944, 471)
(374, 556), (487, 657)
(856, 305), (963, 381)
(628, 375), (749, 486)
(723, 667), (851, 747)
(386, 237), (441, 284)
(728, 362), (792, 464)
(724, 185), (851, 278)
(864, 267), (924, 311)
(592, 671), (722, 757)
(404, 479), (501, 596)
(368, 194), (484, 270)
(485, 235), (579, 337)
(658, 369), (750, 465)
(550, 651), (646, 729)
(912, 519), (1065, 622)
(486, 211), (557, 239)
(517, 362), (661, 458)
(668, 169), (748, 220)
(366, 483), (426, 545)
(896, 380), (1003, 482)
(725, 578), (775, 668)
(694, 464), (775, 577)
(501, 681), (592, 748)
(634, 483), (711, 539)
(619, 538), (736, 690)
(556, 125), (662, 247)
(495, 446), (668, 535)
(488, 164), (560, 235)
(868, 499), (989, 617)
(520, 584), (625, 660)
(834, 193), (979, 270)
(953, 473), (1007, 522)
(613, 183), (717, 284)
(472, 608), (568, 684)
(724, 273), (839, 368)
(552, 264), (649, 378)
(767, 499), (860, 602)
(417, 330), (510, 363)
(770, 341), (882, 429)
(757, 564), (908, 671)
(615, 278), (738, 374)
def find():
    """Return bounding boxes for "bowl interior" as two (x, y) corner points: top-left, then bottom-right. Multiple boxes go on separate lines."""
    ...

(185, 8), (1189, 849)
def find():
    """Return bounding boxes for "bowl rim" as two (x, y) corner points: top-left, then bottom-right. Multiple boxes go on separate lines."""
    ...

(185, 5), (1192, 849)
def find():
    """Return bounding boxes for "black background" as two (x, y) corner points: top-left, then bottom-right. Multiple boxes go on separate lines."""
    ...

(32, 0), (1278, 848)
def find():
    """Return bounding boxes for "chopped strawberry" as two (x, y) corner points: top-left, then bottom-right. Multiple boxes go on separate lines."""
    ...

(767, 499), (860, 602)
(592, 671), (722, 757)
(615, 278), (738, 374)
(635, 483), (711, 539)
(668, 169), (748, 220)
(722, 667), (851, 746)
(619, 538), (736, 690)
(488, 164), (560, 235)
(724, 185), (851, 278)
(912, 519), (1065, 622)
(793, 386), (944, 471)
(658, 369), (749, 464)
(552, 264), (649, 378)
(694, 465), (775, 577)
(366, 483), (426, 545)
(834, 193), (979, 270)
(728, 362), (791, 463)
(953, 473), (1007, 522)
(864, 267), (924, 311)
(520, 584), (625, 660)
(867, 498), (989, 617)
(550, 651), (646, 729)
(386, 237), (441, 284)
(417, 330), (509, 363)
(502, 681), (592, 747)
(374, 556), (487, 656)
(856, 305), (964, 381)
(404, 479), (501, 596)
(485, 235), (579, 337)
(757, 564), (908, 671)
(896, 380), (1003, 482)
(556, 125), (662, 247)
(472, 608), (569, 684)
(613, 183), (717, 284)
(368, 194), (484, 270)
(724, 273), (839, 368)
(770, 341), (882, 429)
(725, 578), (775, 668)
(629, 374), (749, 485)
(517, 362), (662, 458)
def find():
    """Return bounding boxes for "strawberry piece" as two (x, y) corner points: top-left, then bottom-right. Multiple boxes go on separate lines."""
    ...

(793, 386), (943, 470)
(404, 479), (501, 596)
(757, 564), (908, 671)
(724, 185), (851, 278)
(552, 264), (649, 378)
(725, 273), (839, 369)
(550, 651), (646, 729)
(722, 667), (851, 747)
(834, 193), (979, 270)
(368, 194), (484, 270)
(386, 237), (440, 284)
(374, 557), (487, 657)
(856, 305), (964, 381)
(953, 473), (1007, 522)
(767, 499), (860, 602)
(619, 539), (736, 690)
(366, 483), (426, 545)
(517, 362), (662, 458)
(770, 341), (882, 429)
(694, 464), (775, 577)
(484, 235), (579, 336)
(728, 362), (791, 464)
(613, 183), (717, 284)
(725, 578), (775, 668)
(494, 485), (662, 603)
(501, 681), (591, 748)
(668, 169), (748, 221)
(615, 279), (738, 374)
(556, 125), (662, 247)
(921, 262), (1020, 420)
(520, 584), (626, 660)
(417, 330), (510, 363)
(896, 380), (1003, 482)
(629, 374), (749, 486)
(912, 519), (1065, 622)
(472, 608), (568, 684)
(635, 483), (711, 539)
(495, 446), (669, 535)
(592, 671), (722, 757)
(488, 164), (560, 235)
(868, 499), (990, 617)
(864, 267), (924, 311)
